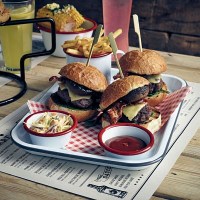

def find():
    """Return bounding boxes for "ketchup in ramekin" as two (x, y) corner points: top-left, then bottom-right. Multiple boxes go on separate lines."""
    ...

(98, 123), (154, 159)
(105, 136), (147, 152)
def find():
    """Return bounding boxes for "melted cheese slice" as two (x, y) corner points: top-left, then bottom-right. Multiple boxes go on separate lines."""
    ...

(59, 82), (91, 101)
(122, 103), (146, 121)
(145, 74), (161, 83)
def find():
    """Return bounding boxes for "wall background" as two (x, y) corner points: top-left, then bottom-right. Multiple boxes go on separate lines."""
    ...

(35, 0), (200, 56)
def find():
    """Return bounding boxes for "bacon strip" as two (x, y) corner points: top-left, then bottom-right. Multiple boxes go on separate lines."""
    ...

(49, 76), (59, 82)
(107, 102), (126, 124)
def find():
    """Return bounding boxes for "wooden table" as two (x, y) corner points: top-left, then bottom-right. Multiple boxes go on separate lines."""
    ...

(0, 49), (200, 200)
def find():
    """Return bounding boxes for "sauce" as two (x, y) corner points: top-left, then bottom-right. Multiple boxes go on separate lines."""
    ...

(106, 136), (146, 152)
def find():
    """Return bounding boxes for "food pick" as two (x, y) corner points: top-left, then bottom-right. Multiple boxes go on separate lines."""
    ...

(108, 32), (124, 79)
(86, 24), (103, 66)
(133, 14), (143, 52)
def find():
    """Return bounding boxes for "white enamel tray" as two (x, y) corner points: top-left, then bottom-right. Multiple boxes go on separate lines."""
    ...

(11, 69), (187, 170)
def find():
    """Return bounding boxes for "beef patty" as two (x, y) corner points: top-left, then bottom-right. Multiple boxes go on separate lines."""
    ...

(121, 85), (149, 104)
(120, 104), (152, 124)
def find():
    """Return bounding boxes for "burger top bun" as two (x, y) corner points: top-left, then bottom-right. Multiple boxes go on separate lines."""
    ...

(59, 62), (108, 92)
(0, 2), (10, 23)
(100, 75), (149, 110)
(119, 49), (167, 75)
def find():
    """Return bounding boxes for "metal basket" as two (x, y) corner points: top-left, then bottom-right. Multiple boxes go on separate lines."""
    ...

(0, 17), (56, 106)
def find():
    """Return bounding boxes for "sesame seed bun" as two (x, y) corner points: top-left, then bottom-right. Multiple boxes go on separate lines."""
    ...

(59, 62), (108, 92)
(119, 49), (167, 75)
(99, 75), (149, 110)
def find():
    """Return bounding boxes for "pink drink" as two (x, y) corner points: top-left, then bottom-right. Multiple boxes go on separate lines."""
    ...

(102, 0), (132, 53)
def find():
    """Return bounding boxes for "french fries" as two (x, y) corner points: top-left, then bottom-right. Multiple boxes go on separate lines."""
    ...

(62, 29), (122, 57)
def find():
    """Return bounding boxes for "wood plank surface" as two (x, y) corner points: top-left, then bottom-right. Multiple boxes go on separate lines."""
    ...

(155, 155), (200, 200)
(0, 49), (200, 200)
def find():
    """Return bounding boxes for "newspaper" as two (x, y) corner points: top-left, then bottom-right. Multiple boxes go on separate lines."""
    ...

(0, 82), (199, 200)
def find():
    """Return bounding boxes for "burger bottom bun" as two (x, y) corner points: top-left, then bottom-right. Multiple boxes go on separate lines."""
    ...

(140, 110), (161, 134)
(48, 97), (97, 122)
(101, 110), (161, 134)
(144, 82), (168, 107)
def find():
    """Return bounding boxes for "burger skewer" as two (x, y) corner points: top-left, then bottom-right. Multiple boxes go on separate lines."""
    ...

(133, 14), (143, 52)
(86, 24), (103, 66)
(108, 32), (124, 79)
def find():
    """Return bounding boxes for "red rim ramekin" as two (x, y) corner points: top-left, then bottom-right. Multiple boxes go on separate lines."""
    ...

(98, 123), (154, 156)
(23, 110), (77, 137)
(37, 17), (97, 34)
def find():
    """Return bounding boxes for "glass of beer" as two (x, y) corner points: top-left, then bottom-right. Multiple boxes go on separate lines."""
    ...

(102, 0), (132, 54)
(0, 0), (35, 73)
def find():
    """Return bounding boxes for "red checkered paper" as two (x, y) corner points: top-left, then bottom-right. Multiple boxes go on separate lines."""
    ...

(155, 86), (192, 126)
(27, 86), (191, 155)
(27, 100), (46, 114)
(67, 123), (104, 155)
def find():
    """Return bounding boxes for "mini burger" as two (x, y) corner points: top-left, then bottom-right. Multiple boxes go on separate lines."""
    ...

(99, 75), (161, 133)
(119, 49), (169, 107)
(48, 62), (108, 122)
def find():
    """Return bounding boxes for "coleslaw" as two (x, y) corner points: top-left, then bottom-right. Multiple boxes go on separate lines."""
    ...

(29, 112), (73, 134)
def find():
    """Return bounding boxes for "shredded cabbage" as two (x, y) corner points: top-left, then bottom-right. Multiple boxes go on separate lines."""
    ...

(29, 112), (73, 134)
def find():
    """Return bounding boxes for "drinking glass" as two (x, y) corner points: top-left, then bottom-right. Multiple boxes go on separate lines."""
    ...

(102, 0), (132, 53)
(0, 0), (35, 73)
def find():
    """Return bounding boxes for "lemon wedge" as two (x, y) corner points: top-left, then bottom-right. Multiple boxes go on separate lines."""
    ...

(11, 5), (33, 19)
(11, 6), (29, 14)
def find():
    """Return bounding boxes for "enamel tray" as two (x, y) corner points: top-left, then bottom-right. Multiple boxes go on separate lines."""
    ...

(11, 69), (187, 170)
